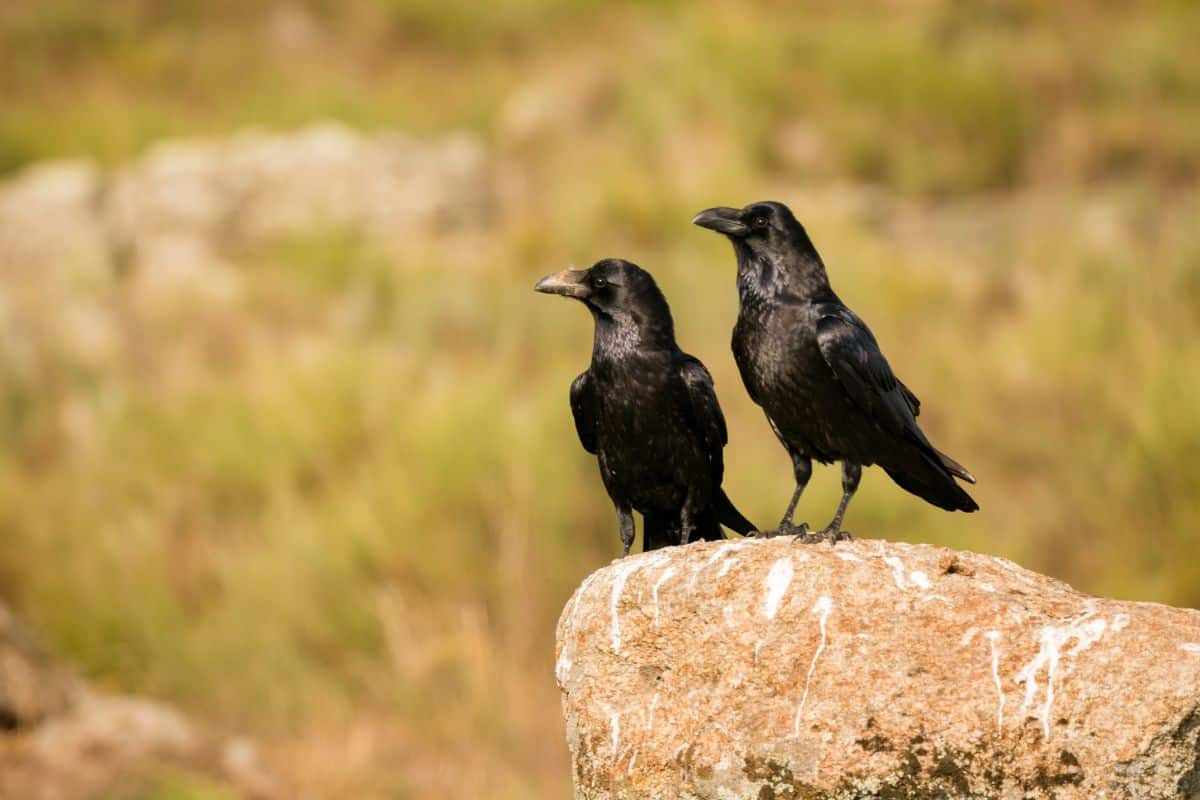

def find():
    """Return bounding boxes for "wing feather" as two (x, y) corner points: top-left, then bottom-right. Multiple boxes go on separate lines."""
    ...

(569, 371), (598, 454)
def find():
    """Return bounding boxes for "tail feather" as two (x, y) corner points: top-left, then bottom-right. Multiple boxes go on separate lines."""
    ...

(716, 488), (758, 535)
(934, 448), (976, 484)
(643, 507), (725, 552)
(884, 446), (978, 513)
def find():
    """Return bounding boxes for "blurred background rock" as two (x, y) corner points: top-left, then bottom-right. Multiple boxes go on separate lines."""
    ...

(0, 1), (1197, 797)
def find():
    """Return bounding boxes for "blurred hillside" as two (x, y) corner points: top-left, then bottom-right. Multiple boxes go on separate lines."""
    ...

(1, 1), (1199, 798)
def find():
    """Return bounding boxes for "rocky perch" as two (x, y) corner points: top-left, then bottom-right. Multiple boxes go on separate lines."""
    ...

(555, 538), (1200, 799)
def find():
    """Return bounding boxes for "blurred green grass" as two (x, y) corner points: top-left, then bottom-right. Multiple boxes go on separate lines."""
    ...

(2, 1), (1200, 798)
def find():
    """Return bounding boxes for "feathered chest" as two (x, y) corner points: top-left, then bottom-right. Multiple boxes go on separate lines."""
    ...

(732, 304), (826, 398)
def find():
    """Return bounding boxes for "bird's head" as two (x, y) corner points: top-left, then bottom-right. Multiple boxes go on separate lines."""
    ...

(692, 200), (828, 296)
(691, 201), (804, 254)
(534, 258), (674, 347)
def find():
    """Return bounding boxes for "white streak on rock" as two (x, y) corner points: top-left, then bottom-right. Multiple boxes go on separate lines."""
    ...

(1181, 643), (1200, 653)
(610, 712), (620, 754)
(793, 596), (833, 736)
(567, 571), (600, 633)
(979, 582), (997, 593)
(1111, 613), (1131, 632)
(883, 556), (907, 589)
(555, 653), (572, 684)
(724, 604), (735, 628)
(690, 543), (746, 590)
(764, 557), (794, 620)
(985, 630), (1005, 732)
(646, 692), (660, 732)
(960, 627), (980, 647)
(717, 557), (740, 578)
(610, 559), (655, 653)
(651, 566), (677, 626)
(1014, 606), (1106, 740)
(909, 570), (932, 590)
(834, 551), (862, 562)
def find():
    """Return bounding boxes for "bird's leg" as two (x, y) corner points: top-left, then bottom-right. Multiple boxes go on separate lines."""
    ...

(617, 506), (636, 557)
(816, 462), (860, 543)
(776, 453), (812, 539)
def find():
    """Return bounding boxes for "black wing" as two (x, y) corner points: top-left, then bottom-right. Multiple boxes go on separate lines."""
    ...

(817, 308), (977, 484)
(815, 307), (926, 443)
(570, 371), (597, 454)
(674, 354), (728, 478)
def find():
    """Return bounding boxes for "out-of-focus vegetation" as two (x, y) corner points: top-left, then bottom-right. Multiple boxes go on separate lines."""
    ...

(1, 1), (1199, 798)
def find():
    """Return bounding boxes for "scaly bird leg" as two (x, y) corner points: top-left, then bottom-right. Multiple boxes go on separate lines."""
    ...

(779, 452), (812, 540)
(814, 462), (860, 543)
(617, 506), (636, 557)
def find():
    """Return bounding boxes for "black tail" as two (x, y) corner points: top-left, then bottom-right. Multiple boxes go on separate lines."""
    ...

(715, 488), (758, 535)
(883, 444), (978, 512)
(643, 506), (726, 552)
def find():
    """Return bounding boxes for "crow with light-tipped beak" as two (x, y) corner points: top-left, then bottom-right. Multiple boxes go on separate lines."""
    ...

(535, 258), (758, 555)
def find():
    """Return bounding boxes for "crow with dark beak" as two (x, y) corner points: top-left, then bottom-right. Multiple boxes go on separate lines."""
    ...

(693, 202), (977, 541)
(535, 258), (758, 555)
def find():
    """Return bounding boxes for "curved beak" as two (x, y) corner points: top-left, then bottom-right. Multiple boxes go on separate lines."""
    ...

(534, 269), (591, 299)
(692, 207), (748, 237)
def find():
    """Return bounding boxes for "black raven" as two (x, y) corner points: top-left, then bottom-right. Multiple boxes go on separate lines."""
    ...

(692, 201), (977, 540)
(535, 258), (758, 555)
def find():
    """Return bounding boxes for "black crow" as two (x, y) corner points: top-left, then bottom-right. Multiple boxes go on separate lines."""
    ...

(535, 258), (758, 555)
(692, 201), (977, 540)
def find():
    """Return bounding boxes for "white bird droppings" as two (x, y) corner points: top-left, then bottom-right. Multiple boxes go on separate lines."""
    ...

(985, 631), (1005, 732)
(883, 556), (907, 589)
(764, 557), (794, 620)
(834, 551), (862, 562)
(555, 653), (572, 683)
(1182, 643), (1200, 654)
(651, 566), (677, 626)
(1014, 607), (1108, 740)
(960, 627), (980, 647)
(610, 713), (620, 753)
(610, 559), (655, 653)
(909, 570), (932, 590)
(793, 596), (833, 736)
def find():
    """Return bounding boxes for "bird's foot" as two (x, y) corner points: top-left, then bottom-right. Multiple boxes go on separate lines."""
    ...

(814, 526), (852, 544)
(777, 521), (812, 542)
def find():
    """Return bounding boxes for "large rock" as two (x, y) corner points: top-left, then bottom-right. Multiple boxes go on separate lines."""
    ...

(555, 538), (1200, 799)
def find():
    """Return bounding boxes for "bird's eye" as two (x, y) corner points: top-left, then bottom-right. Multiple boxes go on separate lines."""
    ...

(591, 276), (607, 289)
(753, 216), (769, 229)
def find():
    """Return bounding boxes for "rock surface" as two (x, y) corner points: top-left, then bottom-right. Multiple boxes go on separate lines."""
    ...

(555, 538), (1200, 799)
(0, 601), (280, 799)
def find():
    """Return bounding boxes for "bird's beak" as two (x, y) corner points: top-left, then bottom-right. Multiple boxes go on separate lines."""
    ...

(534, 269), (591, 299)
(692, 207), (748, 237)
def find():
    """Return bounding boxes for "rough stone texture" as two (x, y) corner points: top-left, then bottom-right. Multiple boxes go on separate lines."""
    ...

(0, 600), (280, 799)
(555, 538), (1200, 799)
(0, 122), (492, 283)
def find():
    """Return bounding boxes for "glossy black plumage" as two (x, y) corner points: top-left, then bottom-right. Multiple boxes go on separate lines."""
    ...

(693, 201), (977, 539)
(535, 259), (758, 555)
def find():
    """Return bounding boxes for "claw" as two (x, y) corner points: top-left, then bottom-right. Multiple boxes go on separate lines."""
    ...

(811, 527), (852, 545)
